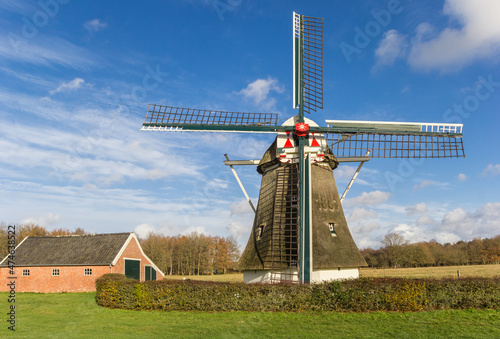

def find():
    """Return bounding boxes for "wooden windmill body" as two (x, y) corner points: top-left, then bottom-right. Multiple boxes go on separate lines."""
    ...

(141, 12), (464, 283)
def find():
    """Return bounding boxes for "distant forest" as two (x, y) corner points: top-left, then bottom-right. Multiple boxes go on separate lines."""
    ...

(2, 224), (499, 272)
(138, 232), (240, 275)
(363, 232), (500, 268)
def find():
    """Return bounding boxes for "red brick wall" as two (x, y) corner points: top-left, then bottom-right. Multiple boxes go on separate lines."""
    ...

(0, 235), (163, 293)
(0, 265), (111, 293)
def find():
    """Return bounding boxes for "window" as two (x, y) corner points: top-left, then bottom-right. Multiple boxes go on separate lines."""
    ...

(328, 223), (337, 237)
(84, 268), (92, 276)
(52, 269), (60, 276)
(22, 269), (30, 276)
(256, 224), (265, 241)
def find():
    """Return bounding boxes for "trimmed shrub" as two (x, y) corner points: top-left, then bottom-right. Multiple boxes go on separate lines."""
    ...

(95, 275), (500, 312)
(95, 274), (136, 309)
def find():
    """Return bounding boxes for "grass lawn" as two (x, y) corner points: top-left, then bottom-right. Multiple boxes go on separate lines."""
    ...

(1, 292), (499, 338)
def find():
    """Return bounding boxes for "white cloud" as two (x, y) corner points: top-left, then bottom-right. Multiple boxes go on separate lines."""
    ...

(84, 19), (107, 33)
(50, 78), (85, 95)
(440, 207), (467, 227)
(236, 77), (284, 110)
(439, 202), (500, 239)
(355, 221), (380, 233)
(348, 207), (378, 222)
(345, 190), (390, 206)
(334, 165), (356, 181)
(373, 29), (407, 71)
(405, 202), (428, 215)
(408, 0), (500, 71)
(0, 112), (202, 186)
(134, 223), (157, 239)
(0, 35), (95, 70)
(21, 213), (61, 227)
(357, 237), (380, 249)
(0, 67), (53, 88)
(0, 1), (35, 16)
(226, 221), (249, 241)
(391, 223), (419, 241)
(230, 199), (254, 215)
(134, 221), (190, 239)
(416, 215), (436, 226)
(412, 180), (448, 191)
(457, 173), (467, 181)
(334, 165), (378, 188)
(433, 232), (461, 244)
(482, 164), (500, 176)
(206, 178), (229, 190)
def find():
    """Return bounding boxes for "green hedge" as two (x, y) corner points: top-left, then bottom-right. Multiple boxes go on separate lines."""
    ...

(95, 274), (500, 312)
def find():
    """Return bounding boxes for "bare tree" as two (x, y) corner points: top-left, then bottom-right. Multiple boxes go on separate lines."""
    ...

(381, 232), (408, 268)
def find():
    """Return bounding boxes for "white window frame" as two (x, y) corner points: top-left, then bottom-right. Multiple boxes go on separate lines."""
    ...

(256, 224), (265, 241)
(22, 269), (30, 276)
(329, 223), (337, 237)
(52, 269), (60, 276)
(84, 268), (92, 276)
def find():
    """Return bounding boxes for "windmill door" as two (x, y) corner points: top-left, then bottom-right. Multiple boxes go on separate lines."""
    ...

(125, 259), (141, 280)
(145, 266), (157, 281)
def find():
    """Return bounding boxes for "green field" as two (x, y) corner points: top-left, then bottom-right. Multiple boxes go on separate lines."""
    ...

(1, 292), (499, 338)
(360, 264), (500, 278)
(164, 273), (244, 283)
(163, 264), (500, 283)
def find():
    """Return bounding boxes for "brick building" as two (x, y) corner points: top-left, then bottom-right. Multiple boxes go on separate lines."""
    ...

(0, 232), (164, 293)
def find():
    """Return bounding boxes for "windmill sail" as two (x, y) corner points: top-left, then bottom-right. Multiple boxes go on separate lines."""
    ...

(142, 104), (279, 133)
(293, 12), (323, 114)
(325, 120), (465, 158)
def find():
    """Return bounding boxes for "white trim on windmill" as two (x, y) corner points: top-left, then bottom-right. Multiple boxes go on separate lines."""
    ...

(326, 120), (463, 134)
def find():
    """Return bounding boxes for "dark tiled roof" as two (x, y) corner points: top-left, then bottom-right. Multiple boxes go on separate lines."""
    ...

(0, 233), (131, 266)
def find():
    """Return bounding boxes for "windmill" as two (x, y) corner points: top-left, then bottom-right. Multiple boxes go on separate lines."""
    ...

(141, 12), (464, 283)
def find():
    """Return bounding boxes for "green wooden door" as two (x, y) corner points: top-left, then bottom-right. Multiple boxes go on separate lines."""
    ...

(145, 266), (157, 281)
(125, 259), (140, 280)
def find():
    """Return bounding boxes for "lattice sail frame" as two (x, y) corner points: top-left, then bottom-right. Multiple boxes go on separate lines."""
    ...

(142, 105), (465, 159)
(293, 12), (323, 114)
(142, 104), (279, 132)
(325, 120), (465, 158)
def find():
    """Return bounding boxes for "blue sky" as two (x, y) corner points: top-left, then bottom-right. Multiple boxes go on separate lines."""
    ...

(1, 0), (499, 249)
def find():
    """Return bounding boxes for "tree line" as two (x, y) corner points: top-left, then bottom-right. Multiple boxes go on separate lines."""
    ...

(139, 232), (241, 276)
(362, 232), (500, 268)
(3, 223), (499, 271)
(0, 223), (241, 275)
